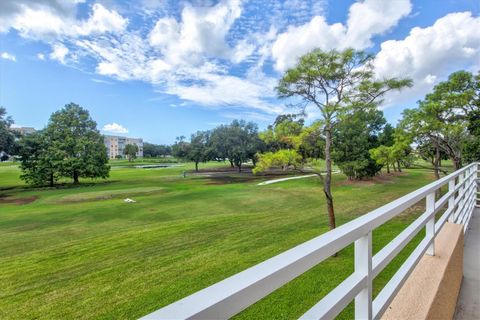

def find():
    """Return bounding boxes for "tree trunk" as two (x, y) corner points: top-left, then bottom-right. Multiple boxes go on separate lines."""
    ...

(324, 125), (336, 231)
(433, 139), (440, 180)
(453, 157), (462, 170)
(49, 173), (54, 187)
(195, 161), (199, 172)
(229, 160), (234, 168)
(397, 160), (402, 172)
(386, 163), (390, 174)
(238, 162), (242, 172)
(73, 170), (79, 184)
(392, 162), (397, 172)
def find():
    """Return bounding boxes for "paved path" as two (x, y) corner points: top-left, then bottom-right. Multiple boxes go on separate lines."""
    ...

(455, 208), (480, 320)
(257, 171), (340, 186)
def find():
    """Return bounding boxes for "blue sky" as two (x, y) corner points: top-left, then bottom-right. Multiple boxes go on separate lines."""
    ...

(0, 0), (479, 144)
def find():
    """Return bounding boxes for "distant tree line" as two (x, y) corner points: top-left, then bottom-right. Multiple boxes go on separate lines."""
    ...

(171, 120), (264, 172)
(143, 143), (172, 158)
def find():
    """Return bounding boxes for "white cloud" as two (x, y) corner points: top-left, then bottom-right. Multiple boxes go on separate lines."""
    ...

(102, 123), (129, 134)
(374, 11), (480, 107)
(271, 0), (412, 71)
(77, 3), (127, 36)
(166, 72), (282, 114)
(272, 16), (346, 71)
(0, 0), (77, 33)
(69, 1), (282, 115)
(0, 1), (127, 40)
(37, 53), (45, 60)
(3, 0), (479, 119)
(49, 43), (69, 64)
(1, 52), (16, 61)
(91, 78), (113, 84)
(345, 0), (412, 48)
(148, 0), (242, 66)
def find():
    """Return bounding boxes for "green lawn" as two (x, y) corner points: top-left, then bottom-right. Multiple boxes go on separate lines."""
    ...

(0, 161), (438, 319)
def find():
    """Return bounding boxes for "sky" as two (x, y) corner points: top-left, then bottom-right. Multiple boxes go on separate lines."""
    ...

(0, 0), (479, 144)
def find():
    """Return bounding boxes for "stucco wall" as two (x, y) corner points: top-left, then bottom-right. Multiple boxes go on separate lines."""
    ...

(382, 222), (464, 320)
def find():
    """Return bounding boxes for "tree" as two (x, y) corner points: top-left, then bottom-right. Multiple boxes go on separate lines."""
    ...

(378, 123), (395, 147)
(172, 136), (190, 160)
(370, 132), (413, 175)
(210, 120), (264, 172)
(277, 48), (412, 230)
(297, 121), (325, 161)
(253, 149), (302, 174)
(124, 144), (139, 162)
(414, 71), (478, 170)
(43, 103), (110, 184)
(332, 109), (385, 179)
(390, 130), (415, 171)
(464, 108), (480, 162)
(143, 142), (172, 158)
(370, 145), (394, 173)
(18, 131), (61, 187)
(260, 114), (304, 152)
(0, 107), (16, 155)
(188, 131), (211, 172)
(398, 70), (480, 177)
(399, 107), (444, 179)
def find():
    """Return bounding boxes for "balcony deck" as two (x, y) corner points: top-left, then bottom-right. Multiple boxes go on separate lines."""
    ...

(141, 164), (479, 320)
(455, 208), (480, 319)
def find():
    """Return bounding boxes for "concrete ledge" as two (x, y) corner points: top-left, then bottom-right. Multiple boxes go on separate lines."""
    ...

(382, 222), (464, 320)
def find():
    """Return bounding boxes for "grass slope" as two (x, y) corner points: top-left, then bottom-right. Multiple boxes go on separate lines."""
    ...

(0, 161), (437, 319)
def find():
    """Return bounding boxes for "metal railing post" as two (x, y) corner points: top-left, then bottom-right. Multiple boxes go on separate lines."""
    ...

(426, 192), (435, 256)
(476, 163), (479, 208)
(470, 166), (475, 208)
(455, 172), (465, 223)
(462, 169), (470, 223)
(355, 232), (372, 320)
(448, 178), (455, 223)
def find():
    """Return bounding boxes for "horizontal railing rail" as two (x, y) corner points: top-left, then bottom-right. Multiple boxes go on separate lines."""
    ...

(141, 163), (479, 320)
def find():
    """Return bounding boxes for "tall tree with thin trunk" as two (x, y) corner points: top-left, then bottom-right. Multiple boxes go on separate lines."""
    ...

(277, 48), (412, 230)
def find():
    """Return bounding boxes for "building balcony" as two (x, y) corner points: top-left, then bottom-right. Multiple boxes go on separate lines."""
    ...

(139, 163), (479, 320)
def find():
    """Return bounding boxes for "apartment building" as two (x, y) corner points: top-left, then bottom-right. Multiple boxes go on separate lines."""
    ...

(104, 135), (143, 159)
(11, 127), (36, 135)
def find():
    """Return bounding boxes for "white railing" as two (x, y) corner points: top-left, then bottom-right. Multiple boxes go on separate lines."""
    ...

(141, 163), (479, 320)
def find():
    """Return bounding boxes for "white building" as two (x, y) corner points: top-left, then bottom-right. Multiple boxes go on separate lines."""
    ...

(104, 135), (143, 159)
(11, 127), (36, 135)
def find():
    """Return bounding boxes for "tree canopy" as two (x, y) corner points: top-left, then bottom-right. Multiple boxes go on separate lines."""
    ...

(172, 131), (212, 172)
(398, 71), (479, 177)
(143, 143), (171, 158)
(275, 48), (412, 230)
(0, 107), (17, 156)
(19, 103), (110, 185)
(332, 109), (385, 179)
(210, 120), (264, 171)
(124, 144), (139, 162)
